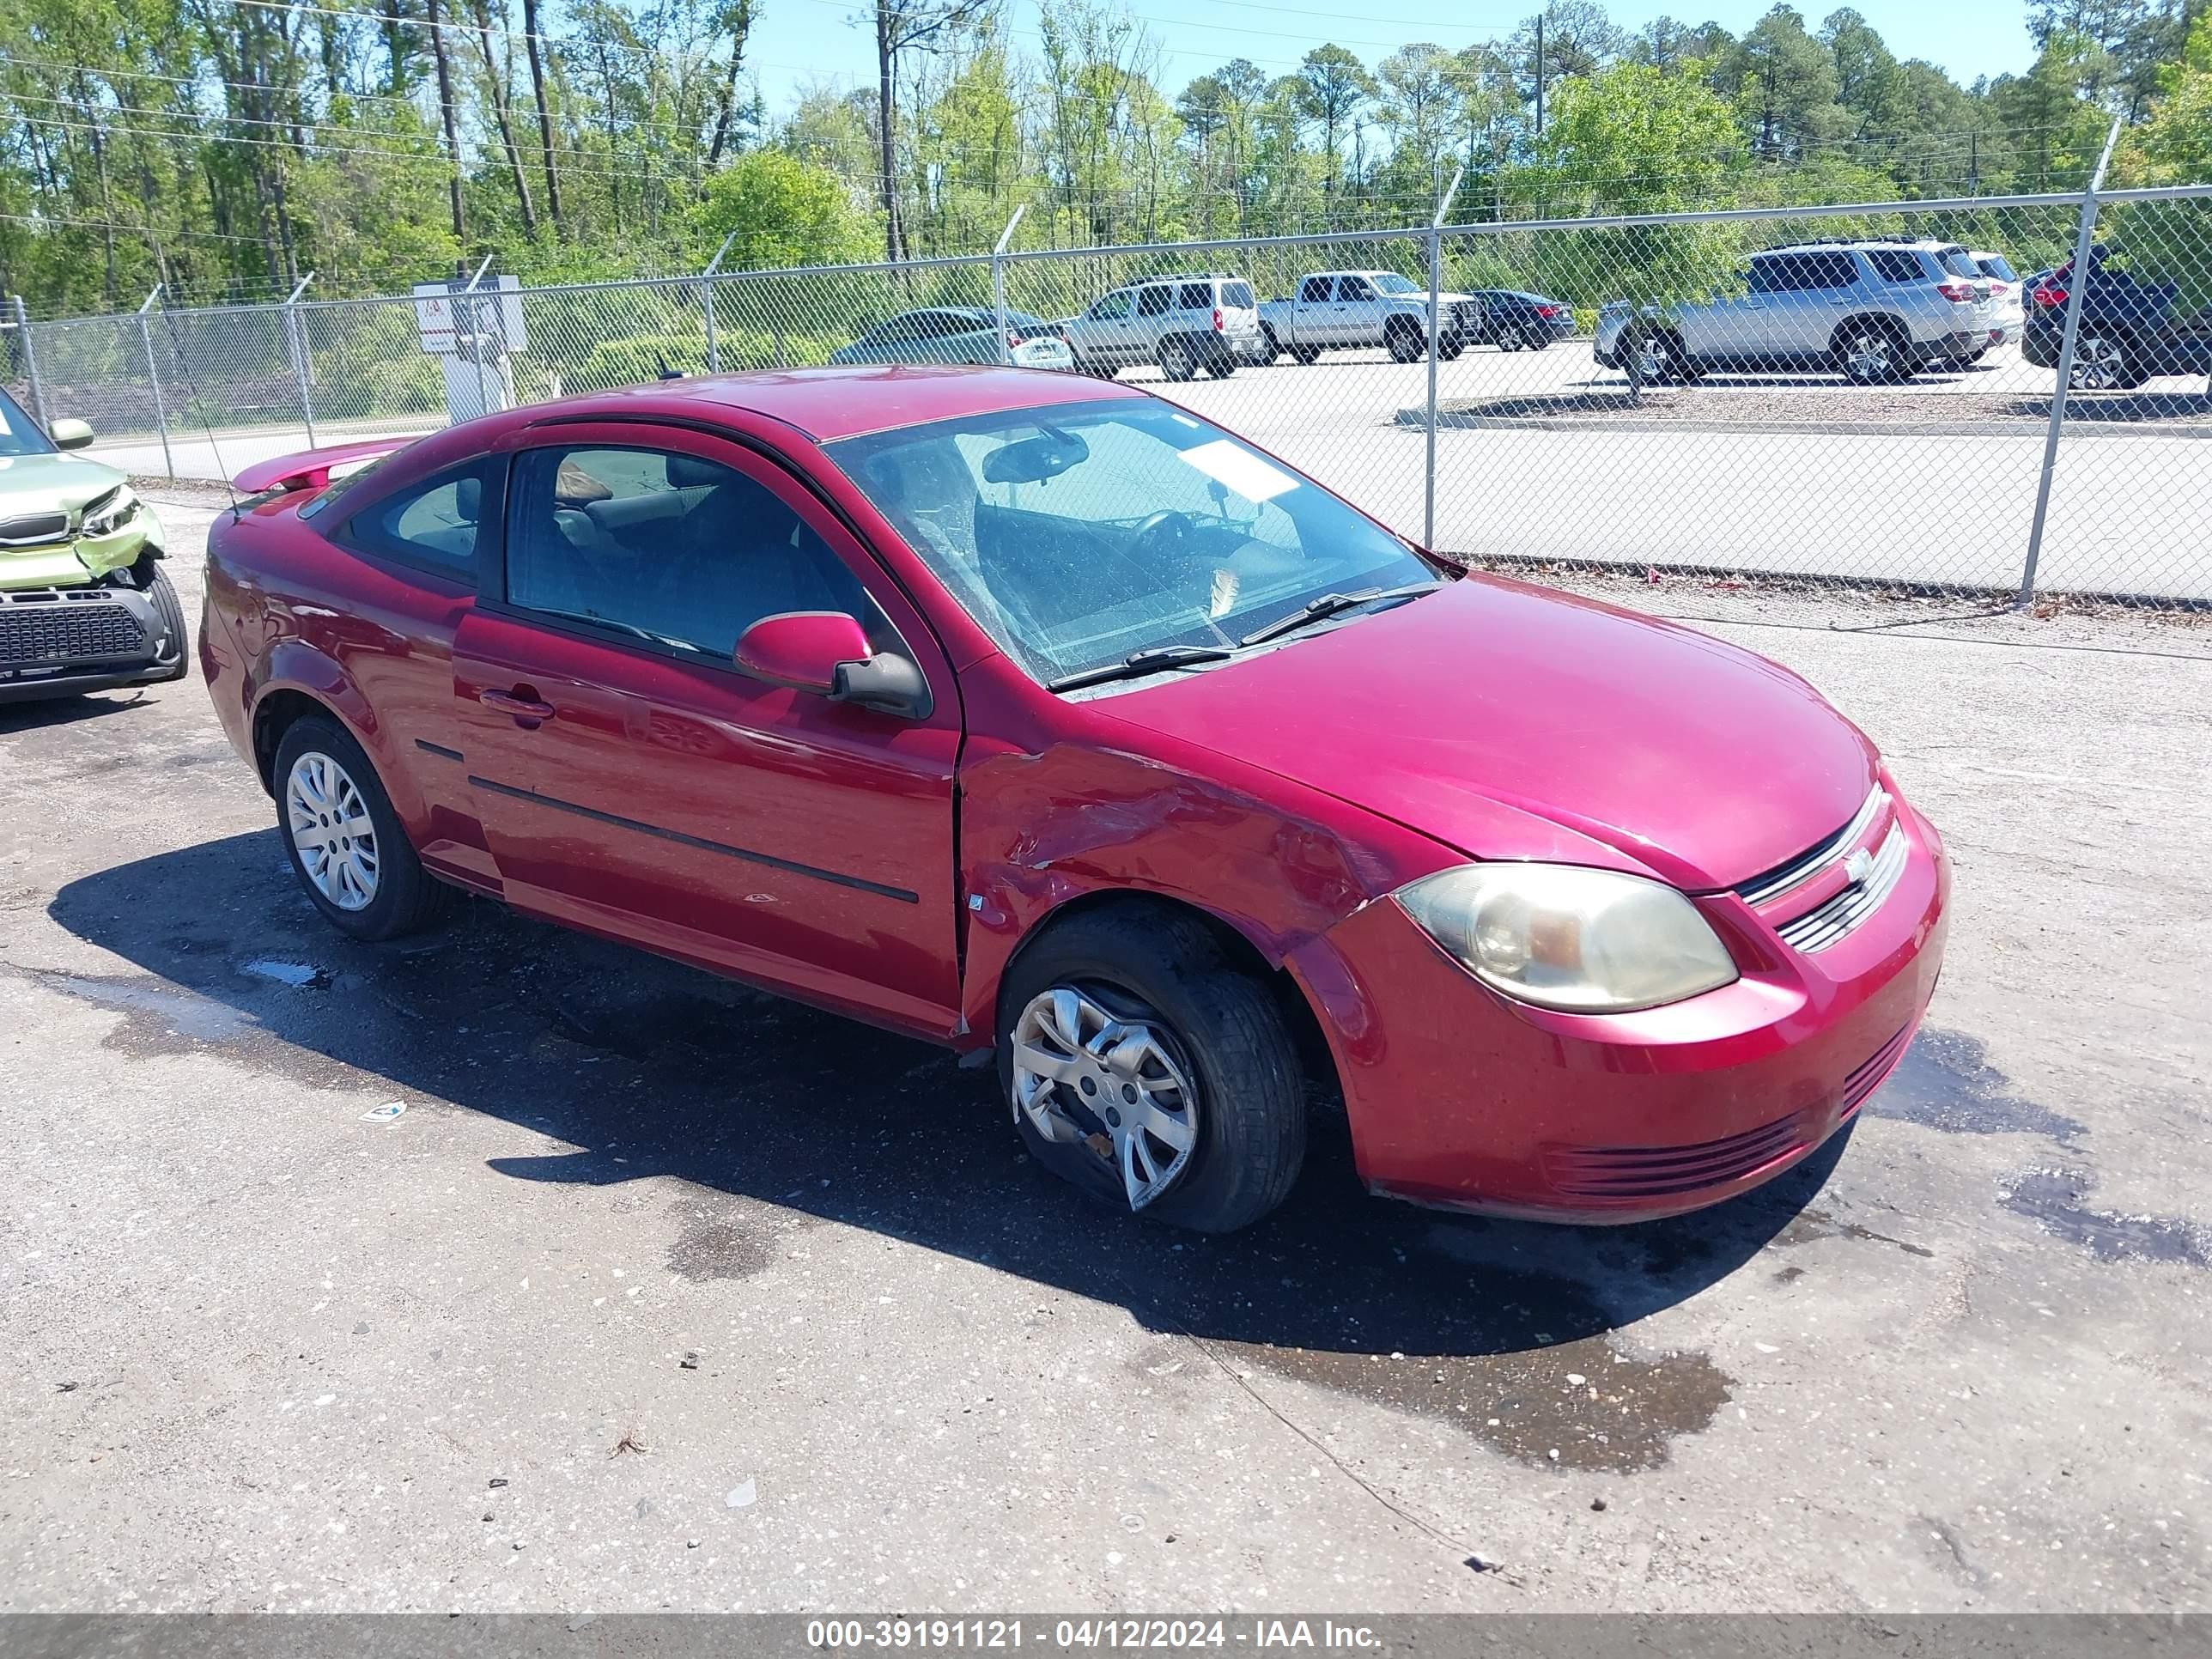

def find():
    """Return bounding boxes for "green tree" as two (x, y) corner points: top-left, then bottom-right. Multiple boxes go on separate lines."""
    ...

(691, 149), (872, 269)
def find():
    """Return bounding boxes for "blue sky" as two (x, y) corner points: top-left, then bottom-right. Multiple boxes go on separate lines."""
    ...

(740, 0), (2040, 119)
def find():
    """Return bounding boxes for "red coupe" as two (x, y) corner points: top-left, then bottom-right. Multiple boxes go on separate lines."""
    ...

(201, 366), (1948, 1232)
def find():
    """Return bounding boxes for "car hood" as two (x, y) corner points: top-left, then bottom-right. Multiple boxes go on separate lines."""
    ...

(1100, 577), (1876, 891)
(0, 450), (128, 523)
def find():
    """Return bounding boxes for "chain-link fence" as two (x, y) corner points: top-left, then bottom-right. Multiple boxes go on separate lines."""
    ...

(7, 175), (2209, 614)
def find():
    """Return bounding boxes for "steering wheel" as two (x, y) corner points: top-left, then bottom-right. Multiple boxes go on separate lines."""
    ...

(1128, 508), (1194, 566)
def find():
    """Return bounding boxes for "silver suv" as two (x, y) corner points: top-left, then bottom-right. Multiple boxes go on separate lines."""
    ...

(1595, 240), (1994, 386)
(1062, 274), (1270, 381)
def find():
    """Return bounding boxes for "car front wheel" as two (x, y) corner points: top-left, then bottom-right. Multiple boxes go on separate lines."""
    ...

(274, 714), (449, 941)
(999, 906), (1306, 1233)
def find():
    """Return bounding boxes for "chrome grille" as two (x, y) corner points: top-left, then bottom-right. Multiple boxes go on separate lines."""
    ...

(1737, 787), (1890, 908)
(0, 588), (147, 667)
(1778, 823), (1909, 953)
(0, 510), (69, 546)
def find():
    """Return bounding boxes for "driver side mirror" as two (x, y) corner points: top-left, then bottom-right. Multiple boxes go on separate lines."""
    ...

(733, 611), (931, 720)
(50, 416), (94, 450)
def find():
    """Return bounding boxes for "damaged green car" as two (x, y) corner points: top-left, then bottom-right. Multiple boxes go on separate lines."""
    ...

(1, 386), (188, 703)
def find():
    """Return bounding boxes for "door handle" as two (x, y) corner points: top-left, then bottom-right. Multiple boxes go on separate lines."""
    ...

(480, 687), (555, 724)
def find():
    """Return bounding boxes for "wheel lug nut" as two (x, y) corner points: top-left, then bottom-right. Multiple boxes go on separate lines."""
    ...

(1079, 1076), (1097, 1096)
(1121, 1084), (1137, 1103)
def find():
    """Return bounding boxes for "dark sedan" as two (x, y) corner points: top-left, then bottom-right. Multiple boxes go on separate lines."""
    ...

(1464, 290), (1577, 351)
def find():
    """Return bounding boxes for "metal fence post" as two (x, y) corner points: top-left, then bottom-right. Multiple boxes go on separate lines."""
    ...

(993, 205), (1027, 365)
(2020, 118), (2123, 608)
(1425, 167), (1462, 552)
(701, 229), (738, 374)
(9, 295), (49, 430)
(137, 285), (176, 482)
(283, 270), (317, 446)
(459, 255), (494, 419)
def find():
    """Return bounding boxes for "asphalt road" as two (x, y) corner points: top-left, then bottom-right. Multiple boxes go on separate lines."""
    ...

(3, 502), (2208, 1613)
(82, 342), (2212, 603)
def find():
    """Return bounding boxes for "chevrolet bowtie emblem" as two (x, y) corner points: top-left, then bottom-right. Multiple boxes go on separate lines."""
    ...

(1844, 848), (1875, 884)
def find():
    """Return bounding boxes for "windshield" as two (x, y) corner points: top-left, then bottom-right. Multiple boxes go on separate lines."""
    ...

(1371, 273), (1421, 295)
(0, 388), (57, 458)
(828, 399), (1434, 689)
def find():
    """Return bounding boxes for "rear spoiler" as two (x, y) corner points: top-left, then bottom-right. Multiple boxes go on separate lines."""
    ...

(233, 435), (422, 496)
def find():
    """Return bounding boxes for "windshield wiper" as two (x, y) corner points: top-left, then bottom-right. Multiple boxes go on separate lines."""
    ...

(1237, 581), (1442, 648)
(1046, 644), (1236, 693)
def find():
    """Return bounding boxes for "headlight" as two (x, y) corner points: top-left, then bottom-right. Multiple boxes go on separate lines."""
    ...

(80, 485), (139, 538)
(1395, 863), (1739, 1014)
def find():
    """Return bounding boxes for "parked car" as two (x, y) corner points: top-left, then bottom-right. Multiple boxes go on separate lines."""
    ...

(1969, 250), (2026, 349)
(1594, 240), (1993, 385)
(2021, 245), (2212, 390)
(0, 388), (186, 705)
(201, 365), (1948, 1234)
(830, 307), (1073, 372)
(1255, 270), (1480, 365)
(1060, 274), (1269, 380)
(1461, 289), (1578, 352)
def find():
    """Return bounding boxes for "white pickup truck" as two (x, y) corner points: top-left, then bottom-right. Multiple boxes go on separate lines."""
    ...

(1257, 270), (1482, 364)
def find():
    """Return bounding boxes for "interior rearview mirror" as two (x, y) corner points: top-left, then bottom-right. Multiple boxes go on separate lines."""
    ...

(982, 430), (1088, 485)
(50, 417), (94, 450)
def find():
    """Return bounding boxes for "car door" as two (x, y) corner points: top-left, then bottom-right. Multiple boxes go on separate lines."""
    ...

(1685, 258), (1774, 367)
(1765, 252), (1856, 362)
(1294, 274), (1332, 343)
(449, 423), (965, 1037)
(319, 456), (503, 891)
(1333, 276), (1379, 347)
(1133, 284), (1175, 356)
(1077, 290), (1135, 363)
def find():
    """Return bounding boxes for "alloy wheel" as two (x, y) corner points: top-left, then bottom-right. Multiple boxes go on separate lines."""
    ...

(1843, 328), (1892, 384)
(2070, 334), (2126, 391)
(285, 750), (380, 911)
(1009, 984), (1200, 1212)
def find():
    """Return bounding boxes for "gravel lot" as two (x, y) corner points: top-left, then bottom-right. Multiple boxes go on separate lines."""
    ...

(2, 500), (2209, 1613)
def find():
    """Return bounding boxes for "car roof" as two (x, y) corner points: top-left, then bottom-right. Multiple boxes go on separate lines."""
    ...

(502, 364), (1148, 445)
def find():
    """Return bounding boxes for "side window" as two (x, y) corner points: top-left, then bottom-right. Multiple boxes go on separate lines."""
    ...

(1091, 292), (1132, 320)
(1810, 253), (1858, 289)
(504, 445), (879, 659)
(1867, 249), (1922, 284)
(1335, 276), (1374, 301)
(1136, 286), (1172, 318)
(342, 459), (496, 577)
(926, 313), (973, 338)
(1298, 276), (1333, 304)
(1176, 282), (1212, 310)
(1747, 257), (1786, 295)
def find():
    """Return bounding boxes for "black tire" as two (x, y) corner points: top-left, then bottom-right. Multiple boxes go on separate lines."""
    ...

(1437, 334), (1465, 362)
(1205, 353), (1237, 379)
(272, 714), (449, 941)
(137, 562), (190, 684)
(1291, 344), (1321, 366)
(1517, 324), (1545, 352)
(1259, 325), (1284, 365)
(1158, 338), (1196, 382)
(1638, 329), (1690, 385)
(1836, 319), (1912, 386)
(997, 904), (1306, 1234)
(1385, 320), (1425, 363)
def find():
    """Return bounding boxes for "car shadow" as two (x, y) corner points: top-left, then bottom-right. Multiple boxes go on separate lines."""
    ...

(47, 829), (1862, 1470)
(0, 690), (158, 733)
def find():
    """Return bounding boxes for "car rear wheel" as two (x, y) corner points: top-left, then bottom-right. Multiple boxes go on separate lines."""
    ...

(2069, 332), (2137, 392)
(999, 906), (1306, 1234)
(1158, 338), (1196, 382)
(274, 715), (449, 941)
(1838, 322), (1908, 386)
(1516, 323), (1546, 352)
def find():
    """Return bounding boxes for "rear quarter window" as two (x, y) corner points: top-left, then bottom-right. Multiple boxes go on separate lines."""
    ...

(339, 459), (498, 578)
(1867, 249), (1924, 284)
(1177, 283), (1212, 310)
(1220, 281), (1255, 308)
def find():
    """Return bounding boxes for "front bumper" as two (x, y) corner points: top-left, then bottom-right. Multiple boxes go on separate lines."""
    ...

(0, 581), (186, 703)
(1291, 794), (1950, 1222)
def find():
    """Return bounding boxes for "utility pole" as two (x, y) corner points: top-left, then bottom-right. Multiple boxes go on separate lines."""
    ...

(1534, 17), (1545, 137)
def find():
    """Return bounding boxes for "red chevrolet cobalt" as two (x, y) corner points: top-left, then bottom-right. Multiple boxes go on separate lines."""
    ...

(201, 367), (1948, 1232)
